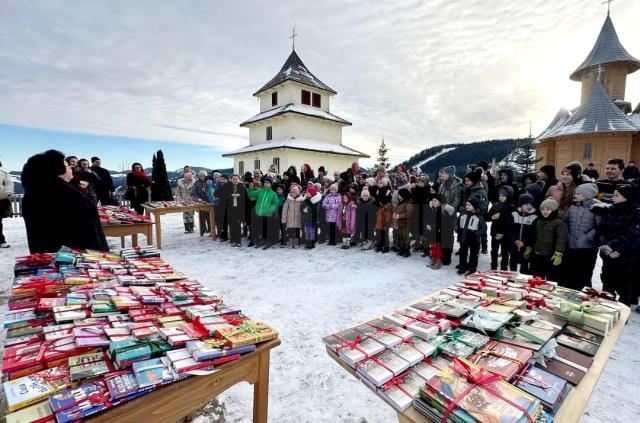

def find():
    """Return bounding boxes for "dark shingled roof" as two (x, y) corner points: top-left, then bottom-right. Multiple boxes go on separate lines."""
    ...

(253, 50), (337, 96)
(536, 82), (640, 142)
(570, 14), (640, 81)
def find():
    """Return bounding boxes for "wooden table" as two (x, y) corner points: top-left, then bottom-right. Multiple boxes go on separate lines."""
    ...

(326, 296), (631, 423)
(90, 338), (281, 423)
(102, 222), (154, 248)
(142, 203), (216, 249)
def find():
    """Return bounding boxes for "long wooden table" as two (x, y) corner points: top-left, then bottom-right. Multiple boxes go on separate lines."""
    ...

(102, 222), (154, 248)
(326, 295), (631, 423)
(142, 203), (216, 249)
(90, 338), (281, 423)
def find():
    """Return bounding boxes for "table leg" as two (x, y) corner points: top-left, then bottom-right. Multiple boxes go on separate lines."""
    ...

(252, 350), (271, 423)
(146, 224), (153, 247)
(132, 234), (139, 247)
(155, 212), (162, 249)
(210, 206), (216, 241)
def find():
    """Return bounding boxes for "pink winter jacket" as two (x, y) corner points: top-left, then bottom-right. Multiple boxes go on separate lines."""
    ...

(336, 202), (357, 234)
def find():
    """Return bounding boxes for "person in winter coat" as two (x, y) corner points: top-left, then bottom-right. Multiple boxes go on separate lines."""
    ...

(72, 158), (100, 203)
(547, 167), (577, 218)
(176, 171), (196, 233)
(410, 176), (432, 254)
(462, 170), (489, 254)
(489, 186), (515, 270)
(220, 174), (246, 247)
(373, 177), (393, 253)
(247, 177), (279, 249)
(477, 161), (498, 203)
(274, 184), (287, 246)
(90, 157), (116, 206)
(300, 164), (315, 187)
(425, 194), (456, 268)
(593, 185), (640, 305)
(622, 161), (640, 181)
(22, 150), (108, 253)
(583, 163), (600, 180)
(438, 166), (463, 213)
(562, 183), (600, 290)
(530, 198), (567, 280)
(356, 186), (377, 250)
(282, 184), (305, 248)
(506, 193), (538, 274)
(496, 168), (520, 205)
(393, 188), (414, 257)
(538, 165), (558, 199)
(125, 162), (151, 215)
(322, 183), (341, 246)
(456, 198), (486, 275)
(194, 170), (212, 235)
(596, 159), (631, 204)
(337, 192), (357, 249)
(301, 186), (321, 249)
(0, 162), (15, 248)
(208, 173), (222, 238)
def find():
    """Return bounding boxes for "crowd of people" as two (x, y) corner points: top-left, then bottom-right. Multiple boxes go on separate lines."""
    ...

(13, 150), (640, 309)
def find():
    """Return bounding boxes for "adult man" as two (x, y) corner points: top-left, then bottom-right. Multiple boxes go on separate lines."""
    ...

(176, 171), (196, 233)
(194, 170), (211, 235)
(437, 166), (462, 213)
(622, 161), (640, 181)
(596, 159), (631, 204)
(90, 157), (115, 205)
(583, 163), (599, 180)
(0, 161), (14, 248)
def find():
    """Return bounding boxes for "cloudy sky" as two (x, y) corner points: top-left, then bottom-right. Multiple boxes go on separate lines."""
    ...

(1, 0), (639, 171)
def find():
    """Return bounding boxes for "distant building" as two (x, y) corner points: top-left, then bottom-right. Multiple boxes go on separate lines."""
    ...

(535, 12), (640, 170)
(223, 48), (368, 176)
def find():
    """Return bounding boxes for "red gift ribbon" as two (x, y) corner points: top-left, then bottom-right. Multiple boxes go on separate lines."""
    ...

(416, 309), (459, 330)
(480, 296), (511, 307)
(36, 338), (76, 361)
(522, 295), (550, 310)
(56, 387), (112, 417)
(381, 374), (413, 398)
(335, 334), (369, 361)
(442, 358), (533, 423)
(527, 277), (548, 288)
(223, 315), (248, 326)
(355, 354), (394, 374)
(20, 254), (54, 267)
(581, 287), (617, 301)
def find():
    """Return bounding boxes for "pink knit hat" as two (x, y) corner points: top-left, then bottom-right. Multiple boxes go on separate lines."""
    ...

(290, 185), (300, 196)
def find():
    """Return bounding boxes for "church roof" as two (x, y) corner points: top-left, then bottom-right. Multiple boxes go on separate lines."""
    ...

(240, 103), (351, 127)
(253, 50), (337, 96)
(535, 82), (640, 142)
(570, 14), (640, 81)
(535, 108), (571, 143)
(222, 138), (369, 158)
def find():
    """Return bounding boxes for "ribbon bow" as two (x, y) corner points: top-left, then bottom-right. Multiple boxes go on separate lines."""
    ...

(527, 277), (547, 288)
(522, 295), (550, 310)
(558, 301), (614, 325)
(581, 287), (617, 301)
(20, 253), (54, 267)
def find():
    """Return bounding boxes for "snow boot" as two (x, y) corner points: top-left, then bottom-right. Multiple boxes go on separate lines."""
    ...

(341, 238), (350, 249)
(431, 260), (442, 269)
(402, 248), (411, 258)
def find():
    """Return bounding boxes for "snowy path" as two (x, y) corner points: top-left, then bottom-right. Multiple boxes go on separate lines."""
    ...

(1, 215), (638, 423)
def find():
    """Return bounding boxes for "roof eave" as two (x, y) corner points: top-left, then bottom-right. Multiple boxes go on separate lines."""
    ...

(223, 145), (369, 158)
(240, 109), (352, 127)
(253, 80), (337, 97)
(570, 60), (640, 81)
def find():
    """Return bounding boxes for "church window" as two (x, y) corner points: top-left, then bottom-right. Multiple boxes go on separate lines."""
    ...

(272, 92), (277, 106)
(266, 126), (272, 141)
(312, 93), (321, 108)
(301, 90), (311, 105)
(273, 157), (280, 170)
(254, 160), (261, 171)
(238, 161), (244, 175)
(583, 142), (592, 159)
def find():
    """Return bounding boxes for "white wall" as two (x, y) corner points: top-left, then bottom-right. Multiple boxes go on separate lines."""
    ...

(248, 114), (343, 145)
(259, 82), (331, 113)
(231, 149), (360, 177)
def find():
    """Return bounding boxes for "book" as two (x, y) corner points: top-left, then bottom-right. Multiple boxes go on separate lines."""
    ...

(132, 357), (175, 388)
(544, 358), (585, 385)
(3, 366), (71, 412)
(498, 324), (556, 351)
(553, 345), (594, 373)
(186, 340), (255, 361)
(49, 381), (112, 423)
(73, 326), (110, 347)
(556, 333), (599, 356)
(354, 323), (403, 348)
(356, 350), (411, 387)
(336, 333), (386, 368)
(5, 401), (54, 423)
(412, 356), (451, 381)
(471, 340), (532, 380)
(383, 312), (439, 339)
(460, 309), (513, 333)
(165, 348), (214, 374)
(105, 372), (142, 399)
(514, 365), (569, 411)
(68, 352), (110, 382)
(390, 342), (425, 365)
(378, 370), (425, 412)
(562, 325), (604, 345)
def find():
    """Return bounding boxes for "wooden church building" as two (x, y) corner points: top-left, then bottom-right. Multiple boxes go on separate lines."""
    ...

(535, 12), (640, 170)
(223, 48), (368, 176)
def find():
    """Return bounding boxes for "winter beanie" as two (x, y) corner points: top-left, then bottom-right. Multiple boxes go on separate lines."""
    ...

(540, 198), (559, 211)
(91, 156), (100, 163)
(616, 185), (635, 202)
(431, 193), (442, 203)
(464, 170), (480, 185)
(307, 186), (318, 197)
(539, 165), (556, 179)
(329, 183), (339, 193)
(290, 185), (301, 196)
(360, 186), (370, 199)
(443, 166), (456, 177)
(518, 193), (534, 207)
(575, 183), (598, 200)
(398, 188), (411, 201)
(563, 162), (583, 184)
(467, 197), (480, 211)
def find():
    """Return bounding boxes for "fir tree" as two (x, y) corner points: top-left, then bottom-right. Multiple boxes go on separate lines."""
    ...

(510, 135), (541, 176)
(375, 138), (390, 169)
(151, 150), (173, 201)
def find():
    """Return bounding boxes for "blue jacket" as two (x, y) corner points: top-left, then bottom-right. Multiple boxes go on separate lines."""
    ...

(565, 199), (599, 249)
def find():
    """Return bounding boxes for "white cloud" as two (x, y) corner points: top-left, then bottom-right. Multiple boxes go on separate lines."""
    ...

(0, 0), (638, 167)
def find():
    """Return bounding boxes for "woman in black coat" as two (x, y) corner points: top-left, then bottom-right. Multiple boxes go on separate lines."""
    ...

(22, 150), (108, 253)
(125, 163), (151, 215)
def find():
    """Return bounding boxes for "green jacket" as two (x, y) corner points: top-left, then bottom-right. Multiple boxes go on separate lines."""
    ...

(247, 187), (278, 217)
(534, 213), (567, 256)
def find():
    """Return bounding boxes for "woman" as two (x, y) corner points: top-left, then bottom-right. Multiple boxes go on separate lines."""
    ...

(22, 150), (108, 253)
(547, 167), (576, 218)
(72, 158), (100, 203)
(300, 164), (315, 187)
(125, 163), (151, 215)
(0, 161), (14, 248)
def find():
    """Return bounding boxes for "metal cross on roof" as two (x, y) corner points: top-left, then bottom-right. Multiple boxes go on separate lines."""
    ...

(290, 25), (298, 51)
(596, 65), (604, 82)
(601, 0), (615, 15)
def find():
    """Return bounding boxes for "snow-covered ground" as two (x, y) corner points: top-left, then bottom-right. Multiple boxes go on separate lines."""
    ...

(1, 215), (638, 423)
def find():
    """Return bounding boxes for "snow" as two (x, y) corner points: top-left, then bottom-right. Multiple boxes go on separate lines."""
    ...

(1, 215), (638, 423)
(223, 137), (368, 158)
(413, 147), (457, 168)
(240, 103), (351, 127)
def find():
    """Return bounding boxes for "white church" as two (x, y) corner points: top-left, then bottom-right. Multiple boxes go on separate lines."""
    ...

(223, 47), (368, 175)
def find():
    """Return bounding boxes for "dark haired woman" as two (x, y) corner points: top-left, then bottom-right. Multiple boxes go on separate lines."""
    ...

(125, 162), (151, 215)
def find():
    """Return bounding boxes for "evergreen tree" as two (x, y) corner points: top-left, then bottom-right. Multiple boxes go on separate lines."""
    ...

(375, 138), (390, 169)
(151, 150), (173, 201)
(510, 136), (541, 176)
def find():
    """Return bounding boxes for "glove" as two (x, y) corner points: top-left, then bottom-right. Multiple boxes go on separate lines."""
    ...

(552, 252), (563, 266)
(524, 246), (532, 259)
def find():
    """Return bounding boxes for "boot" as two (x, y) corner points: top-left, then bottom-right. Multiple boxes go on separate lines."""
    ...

(184, 223), (190, 234)
(341, 238), (349, 249)
(431, 260), (442, 269)
(310, 240), (316, 249)
(428, 257), (435, 267)
(262, 242), (272, 250)
(402, 248), (411, 258)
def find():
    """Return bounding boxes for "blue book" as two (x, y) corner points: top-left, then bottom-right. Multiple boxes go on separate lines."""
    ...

(49, 380), (110, 423)
(514, 364), (569, 411)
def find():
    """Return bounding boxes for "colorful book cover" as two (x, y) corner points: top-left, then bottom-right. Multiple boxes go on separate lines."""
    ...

(68, 352), (110, 381)
(562, 325), (604, 344)
(132, 357), (175, 388)
(105, 372), (142, 399)
(514, 365), (568, 410)
(3, 366), (71, 412)
(5, 401), (54, 423)
(471, 341), (532, 380)
(49, 381), (111, 423)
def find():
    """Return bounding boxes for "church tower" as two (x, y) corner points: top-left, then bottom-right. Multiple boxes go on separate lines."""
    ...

(570, 12), (640, 108)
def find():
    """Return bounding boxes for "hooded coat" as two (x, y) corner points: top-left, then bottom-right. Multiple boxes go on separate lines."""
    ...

(248, 187), (279, 217)
(301, 192), (322, 226)
(337, 200), (357, 234)
(496, 168), (520, 204)
(322, 193), (341, 223)
(438, 176), (462, 211)
(595, 201), (640, 260)
(281, 194), (304, 228)
(425, 203), (456, 248)
(534, 210), (567, 256)
(565, 199), (599, 249)
(461, 182), (489, 214)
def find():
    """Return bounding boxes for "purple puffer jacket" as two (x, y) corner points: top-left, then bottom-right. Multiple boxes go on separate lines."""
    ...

(337, 202), (357, 234)
(322, 194), (341, 223)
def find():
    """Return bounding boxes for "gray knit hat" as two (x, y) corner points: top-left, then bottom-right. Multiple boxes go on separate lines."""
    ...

(575, 183), (598, 200)
(443, 166), (456, 177)
(540, 198), (559, 211)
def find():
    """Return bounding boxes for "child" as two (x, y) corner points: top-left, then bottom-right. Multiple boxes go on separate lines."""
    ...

(337, 192), (357, 249)
(488, 186), (514, 270)
(506, 193), (538, 273)
(246, 177), (279, 249)
(456, 198), (486, 275)
(425, 194), (456, 269)
(373, 177), (393, 253)
(393, 188), (414, 257)
(562, 183), (600, 289)
(530, 198), (566, 280)
(356, 186), (377, 250)
(281, 184), (304, 248)
(275, 184), (287, 246)
(322, 183), (341, 245)
(301, 186), (321, 249)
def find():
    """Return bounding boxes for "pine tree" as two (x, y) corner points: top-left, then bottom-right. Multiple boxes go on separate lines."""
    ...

(151, 150), (173, 200)
(375, 138), (390, 169)
(510, 136), (541, 176)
